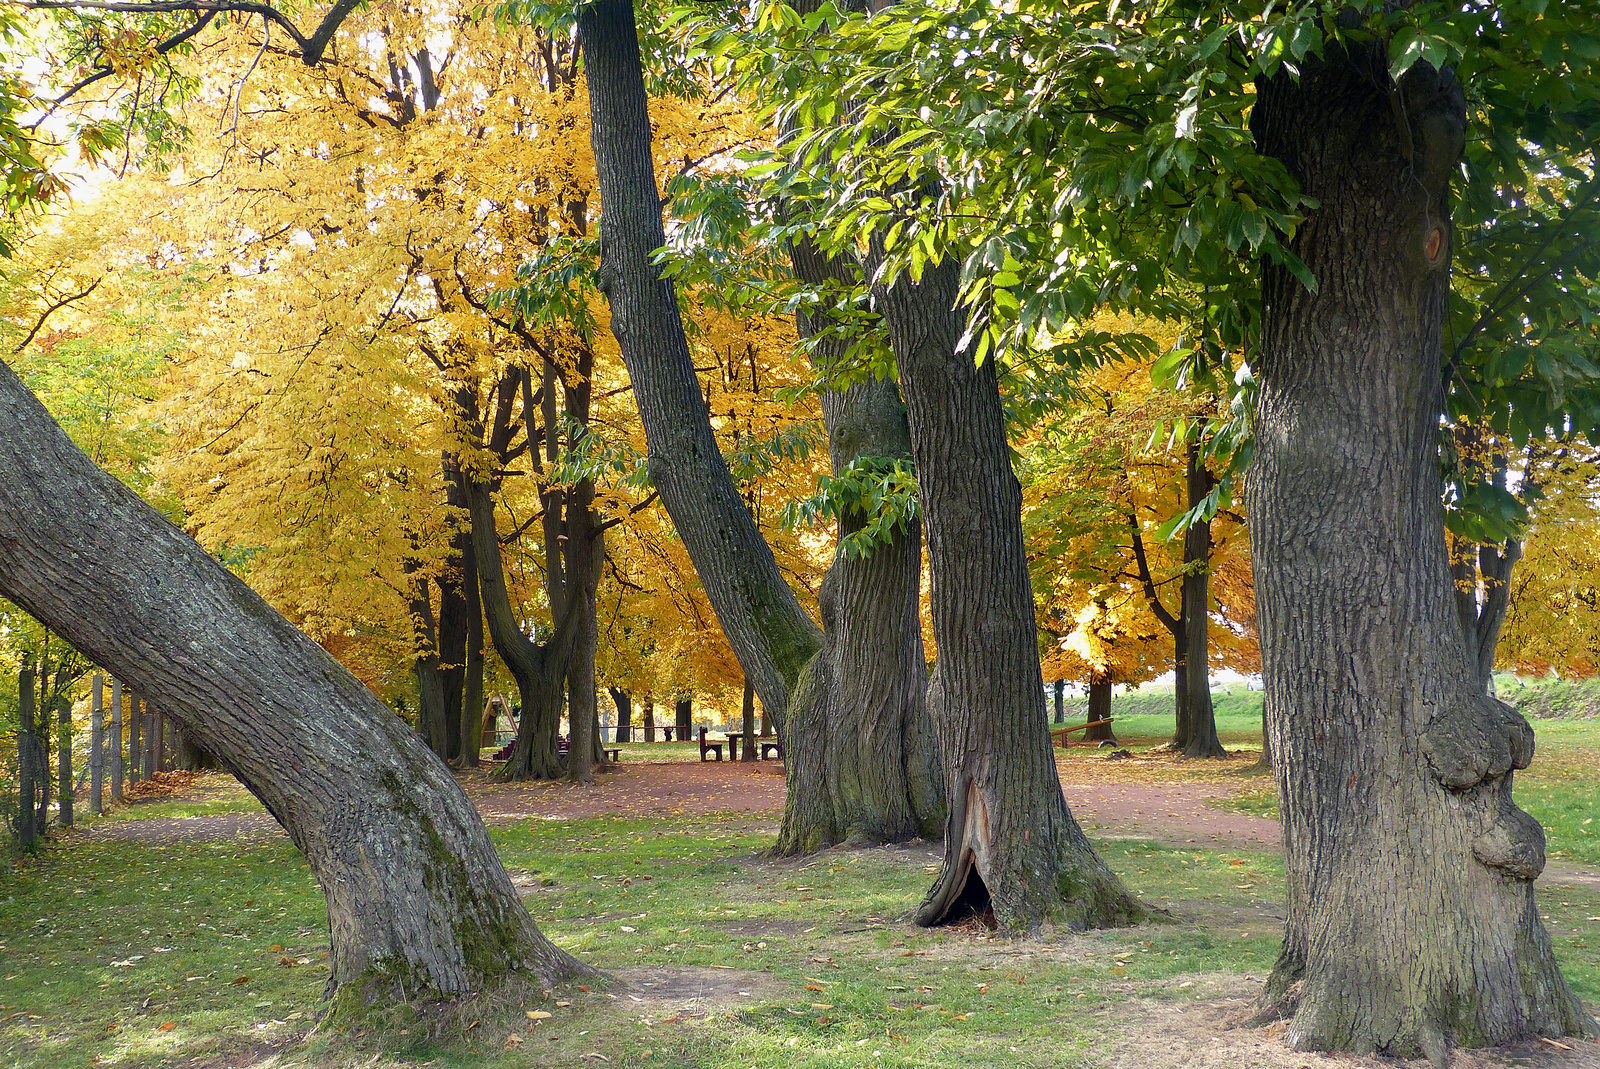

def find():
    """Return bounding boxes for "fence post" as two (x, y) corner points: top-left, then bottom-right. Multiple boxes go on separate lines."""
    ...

(110, 677), (124, 802)
(90, 674), (104, 816)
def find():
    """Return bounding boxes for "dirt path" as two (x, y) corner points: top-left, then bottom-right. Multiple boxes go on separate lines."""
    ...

(77, 761), (1600, 892)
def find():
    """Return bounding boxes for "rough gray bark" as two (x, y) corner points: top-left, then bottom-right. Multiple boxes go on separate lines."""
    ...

(1246, 42), (1594, 1057)
(774, 236), (946, 852)
(0, 359), (586, 1000)
(868, 251), (1139, 930)
(579, 0), (822, 727)
(770, 0), (945, 854)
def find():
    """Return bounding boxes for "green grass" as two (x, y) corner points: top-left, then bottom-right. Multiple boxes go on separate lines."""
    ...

(1207, 714), (1600, 867)
(1056, 685), (1265, 749)
(104, 779), (264, 822)
(4, 798), (1596, 1069)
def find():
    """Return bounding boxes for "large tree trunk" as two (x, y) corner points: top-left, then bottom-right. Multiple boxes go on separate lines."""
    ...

(774, 231), (946, 852)
(0, 361), (586, 1000)
(1246, 43), (1593, 1057)
(1179, 440), (1226, 758)
(578, 0), (822, 727)
(642, 694), (655, 742)
(436, 507), (470, 764)
(868, 252), (1139, 930)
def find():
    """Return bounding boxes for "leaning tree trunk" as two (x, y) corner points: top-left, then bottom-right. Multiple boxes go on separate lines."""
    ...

(1179, 440), (1226, 758)
(578, 0), (822, 728)
(1246, 43), (1593, 1058)
(869, 252), (1140, 931)
(0, 360), (586, 1001)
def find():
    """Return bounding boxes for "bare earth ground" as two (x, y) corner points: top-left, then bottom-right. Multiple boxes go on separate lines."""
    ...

(79, 755), (1600, 1068)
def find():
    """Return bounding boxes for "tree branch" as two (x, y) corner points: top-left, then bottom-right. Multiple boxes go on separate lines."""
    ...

(26, 0), (359, 64)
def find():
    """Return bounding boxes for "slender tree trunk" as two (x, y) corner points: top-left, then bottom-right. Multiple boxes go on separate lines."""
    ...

(643, 694), (655, 742)
(867, 250), (1139, 930)
(1129, 516), (1188, 750)
(109, 676), (122, 803)
(467, 478), (578, 781)
(1180, 441), (1226, 758)
(439, 463), (474, 763)
(1053, 679), (1065, 725)
(36, 671), (51, 830)
(564, 488), (603, 785)
(674, 695), (692, 741)
(1246, 43), (1592, 1056)
(156, 706), (167, 774)
(1084, 677), (1117, 744)
(741, 679), (756, 762)
(0, 360), (587, 1000)
(578, 0), (822, 729)
(127, 694), (140, 785)
(610, 688), (631, 742)
(461, 544), (485, 766)
(56, 672), (72, 826)
(17, 664), (37, 848)
(140, 702), (153, 781)
(90, 673), (103, 816)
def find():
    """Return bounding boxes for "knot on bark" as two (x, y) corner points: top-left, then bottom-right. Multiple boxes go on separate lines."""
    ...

(1421, 691), (1533, 789)
(1471, 805), (1545, 880)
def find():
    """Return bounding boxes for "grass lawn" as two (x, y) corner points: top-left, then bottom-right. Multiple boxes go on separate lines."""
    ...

(3, 802), (1597, 1068)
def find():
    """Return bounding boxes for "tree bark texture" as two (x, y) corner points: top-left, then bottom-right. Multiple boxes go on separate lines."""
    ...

(1053, 679), (1065, 725)
(773, 219), (946, 854)
(674, 696), (692, 740)
(579, 0), (822, 727)
(642, 694), (655, 742)
(1247, 43), (1593, 1056)
(611, 688), (632, 742)
(1452, 532), (1521, 694)
(870, 254), (1139, 931)
(0, 361), (586, 999)
(564, 483), (603, 785)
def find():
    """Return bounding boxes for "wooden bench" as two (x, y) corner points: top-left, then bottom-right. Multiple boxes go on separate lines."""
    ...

(603, 747), (621, 762)
(759, 737), (783, 760)
(698, 726), (724, 761)
(660, 725), (676, 742)
(1050, 717), (1115, 747)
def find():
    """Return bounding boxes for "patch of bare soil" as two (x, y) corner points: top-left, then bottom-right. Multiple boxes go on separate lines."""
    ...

(80, 812), (285, 843)
(465, 760), (788, 822)
(609, 965), (789, 1015)
(1100, 978), (1600, 1069)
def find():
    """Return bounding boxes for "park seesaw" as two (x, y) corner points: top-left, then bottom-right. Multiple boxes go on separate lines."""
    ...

(1050, 716), (1115, 747)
